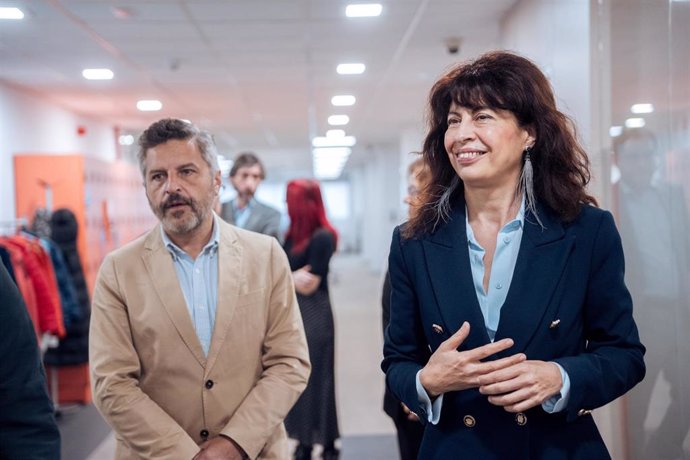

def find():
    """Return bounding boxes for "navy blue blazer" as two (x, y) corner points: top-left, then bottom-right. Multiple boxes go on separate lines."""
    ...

(382, 202), (645, 459)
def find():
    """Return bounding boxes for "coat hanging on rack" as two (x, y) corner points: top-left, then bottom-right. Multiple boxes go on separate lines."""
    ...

(44, 209), (90, 366)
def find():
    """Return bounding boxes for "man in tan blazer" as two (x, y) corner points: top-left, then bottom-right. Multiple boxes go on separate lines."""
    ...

(90, 118), (310, 459)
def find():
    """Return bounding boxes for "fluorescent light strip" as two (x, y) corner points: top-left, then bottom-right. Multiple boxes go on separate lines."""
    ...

(0, 7), (24, 19)
(314, 170), (342, 180)
(346, 3), (383, 17)
(312, 147), (352, 157)
(337, 63), (366, 75)
(312, 146), (351, 179)
(82, 68), (114, 80)
(137, 100), (163, 111)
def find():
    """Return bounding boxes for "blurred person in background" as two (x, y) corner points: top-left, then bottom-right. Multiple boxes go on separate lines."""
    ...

(382, 51), (645, 459)
(283, 179), (340, 460)
(381, 157), (429, 460)
(221, 152), (282, 241)
(615, 128), (690, 460)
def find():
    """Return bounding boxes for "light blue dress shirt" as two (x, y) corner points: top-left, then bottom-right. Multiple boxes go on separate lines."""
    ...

(415, 199), (570, 423)
(161, 214), (220, 356)
(232, 198), (255, 229)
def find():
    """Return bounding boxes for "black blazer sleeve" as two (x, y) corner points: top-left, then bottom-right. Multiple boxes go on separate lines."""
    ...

(554, 211), (646, 421)
(381, 227), (432, 423)
(0, 263), (61, 458)
(381, 270), (391, 336)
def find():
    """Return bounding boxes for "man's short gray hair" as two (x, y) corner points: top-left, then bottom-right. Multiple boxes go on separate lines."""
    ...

(137, 118), (220, 177)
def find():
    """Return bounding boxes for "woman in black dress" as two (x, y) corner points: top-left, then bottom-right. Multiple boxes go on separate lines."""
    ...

(283, 179), (340, 460)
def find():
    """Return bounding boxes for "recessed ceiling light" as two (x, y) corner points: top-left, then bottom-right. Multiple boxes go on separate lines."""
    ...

(0, 7), (24, 20)
(82, 68), (114, 80)
(337, 63), (366, 75)
(631, 103), (654, 114)
(331, 95), (356, 106)
(326, 129), (346, 138)
(328, 115), (350, 126)
(137, 100), (162, 111)
(624, 118), (645, 128)
(346, 3), (383, 17)
(118, 134), (134, 146)
(609, 126), (623, 137)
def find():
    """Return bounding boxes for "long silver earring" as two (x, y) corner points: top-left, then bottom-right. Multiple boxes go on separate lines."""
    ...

(520, 147), (544, 228)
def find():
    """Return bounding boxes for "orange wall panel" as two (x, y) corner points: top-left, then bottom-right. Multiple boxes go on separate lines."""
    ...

(14, 154), (88, 282)
(14, 154), (156, 293)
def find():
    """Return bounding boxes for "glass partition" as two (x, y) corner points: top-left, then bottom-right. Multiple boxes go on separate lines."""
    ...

(602, 1), (690, 458)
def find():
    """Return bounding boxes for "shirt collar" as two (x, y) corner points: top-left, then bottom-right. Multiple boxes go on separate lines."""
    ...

(507, 195), (526, 231)
(161, 213), (220, 261)
(232, 197), (255, 212)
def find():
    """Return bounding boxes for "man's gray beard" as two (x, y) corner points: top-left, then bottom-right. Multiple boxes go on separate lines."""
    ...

(161, 207), (206, 235)
(150, 197), (211, 237)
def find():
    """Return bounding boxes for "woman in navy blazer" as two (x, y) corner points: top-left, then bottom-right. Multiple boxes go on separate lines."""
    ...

(382, 51), (645, 459)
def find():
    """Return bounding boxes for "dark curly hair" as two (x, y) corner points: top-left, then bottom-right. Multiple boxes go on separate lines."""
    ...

(403, 51), (596, 239)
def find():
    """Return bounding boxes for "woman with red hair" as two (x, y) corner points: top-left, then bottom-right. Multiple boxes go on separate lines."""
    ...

(283, 179), (340, 460)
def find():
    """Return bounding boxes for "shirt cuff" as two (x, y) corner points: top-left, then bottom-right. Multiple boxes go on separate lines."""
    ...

(541, 362), (571, 413)
(415, 370), (443, 424)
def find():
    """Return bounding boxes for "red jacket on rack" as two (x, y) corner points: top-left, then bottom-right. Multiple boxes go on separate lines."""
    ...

(0, 242), (40, 339)
(0, 237), (65, 338)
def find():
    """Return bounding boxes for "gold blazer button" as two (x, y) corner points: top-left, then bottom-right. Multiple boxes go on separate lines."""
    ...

(549, 319), (561, 329)
(578, 409), (592, 416)
(432, 324), (444, 334)
(463, 415), (476, 427)
(515, 412), (527, 426)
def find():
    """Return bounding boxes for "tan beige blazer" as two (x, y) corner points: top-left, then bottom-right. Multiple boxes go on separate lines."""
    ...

(89, 219), (310, 459)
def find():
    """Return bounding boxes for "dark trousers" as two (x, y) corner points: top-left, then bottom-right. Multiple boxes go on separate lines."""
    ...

(391, 411), (424, 460)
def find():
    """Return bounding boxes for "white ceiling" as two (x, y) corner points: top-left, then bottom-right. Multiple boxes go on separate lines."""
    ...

(0, 0), (518, 175)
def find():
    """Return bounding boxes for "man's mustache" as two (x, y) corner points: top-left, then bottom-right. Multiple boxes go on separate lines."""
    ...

(161, 193), (193, 210)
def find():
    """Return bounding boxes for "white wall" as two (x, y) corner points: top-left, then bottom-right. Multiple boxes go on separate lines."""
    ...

(0, 82), (118, 221)
(398, 126), (426, 220)
(502, 0), (591, 145)
(501, 0), (608, 202)
(354, 144), (401, 273)
(351, 126), (425, 274)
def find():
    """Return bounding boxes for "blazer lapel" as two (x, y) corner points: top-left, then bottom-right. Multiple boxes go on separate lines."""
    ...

(220, 201), (235, 225)
(142, 227), (206, 368)
(494, 206), (575, 353)
(423, 205), (491, 349)
(204, 222), (242, 374)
